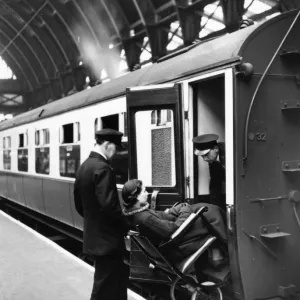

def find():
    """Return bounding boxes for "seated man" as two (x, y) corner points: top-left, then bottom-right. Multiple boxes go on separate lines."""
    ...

(122, 179), (228, 273)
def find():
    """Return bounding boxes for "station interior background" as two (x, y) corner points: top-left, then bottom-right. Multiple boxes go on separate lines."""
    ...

(0, 0), (298, 121)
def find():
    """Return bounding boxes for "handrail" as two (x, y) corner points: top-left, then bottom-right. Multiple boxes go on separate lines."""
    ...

(292, 204), (300, 229)
(243, 10), (300, 165)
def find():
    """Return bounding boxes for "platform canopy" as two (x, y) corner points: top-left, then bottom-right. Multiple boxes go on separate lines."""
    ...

(0, 0), (298, 115)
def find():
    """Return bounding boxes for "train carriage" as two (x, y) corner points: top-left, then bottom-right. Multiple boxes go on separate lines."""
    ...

(0, 10), (299, 300)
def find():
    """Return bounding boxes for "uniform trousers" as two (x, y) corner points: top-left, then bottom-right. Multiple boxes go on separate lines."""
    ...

(90, 254), (129, 300)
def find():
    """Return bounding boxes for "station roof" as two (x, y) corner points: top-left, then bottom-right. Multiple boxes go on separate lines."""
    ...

(0, 9), (285, 131)
(0, 0), (295, 115)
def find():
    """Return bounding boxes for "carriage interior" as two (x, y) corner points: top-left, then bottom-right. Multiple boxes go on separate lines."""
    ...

(192, 75), (226, 207)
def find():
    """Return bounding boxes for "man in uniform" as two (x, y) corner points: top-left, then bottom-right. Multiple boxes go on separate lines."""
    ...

(192, 134), (225, 209)
(74, 128), (128, 300)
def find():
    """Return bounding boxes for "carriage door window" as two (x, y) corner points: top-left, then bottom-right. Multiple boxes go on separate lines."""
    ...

(94, 113), (128, 184)
(59, 122), (80, 178)
(18, 133), (28, 172)
(135, 109), (175, 186)
(126, 83), (184, 208)
(3, 136), (11, 170)
(35, 129), (50, 175)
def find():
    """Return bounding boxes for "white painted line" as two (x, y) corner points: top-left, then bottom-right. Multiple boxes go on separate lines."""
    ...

(129, 83), (175, 91)
(225, 68), (234, 206)
(0, 210), (146, 300)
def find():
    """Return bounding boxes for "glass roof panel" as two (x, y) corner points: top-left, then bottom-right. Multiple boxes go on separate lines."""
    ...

(140, 49), (152, 61)
(204, 2), (223, 21)
(204, 18), (225, 31)
(246, 0), (272, 14)
(199, 28), (213, 38)
(0, 57), (13, 79)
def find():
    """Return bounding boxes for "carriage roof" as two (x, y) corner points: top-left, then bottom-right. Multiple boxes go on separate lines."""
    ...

(0, 11), (294, 131)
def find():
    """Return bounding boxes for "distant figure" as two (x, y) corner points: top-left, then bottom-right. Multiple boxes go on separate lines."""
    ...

(193, 134), (225, 209)
(74, 128), (128, 300)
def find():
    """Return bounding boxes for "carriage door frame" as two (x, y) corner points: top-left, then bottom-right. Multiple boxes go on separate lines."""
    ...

(182, 68), (243, 297)
(126, 83), (185, 210)
(181, 68), (234, 208)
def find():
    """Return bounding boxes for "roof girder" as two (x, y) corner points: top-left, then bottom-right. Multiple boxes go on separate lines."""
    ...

(22, 0), (79, 95)
(132, 0), (169, 61)
(220, 0), (245, 32)
(0, 14), (50, 84)
(0, 42), (31, 91)
(0, 29), (39, 88)
(4, 1), (65, 98)
(172, 0), (203, 46)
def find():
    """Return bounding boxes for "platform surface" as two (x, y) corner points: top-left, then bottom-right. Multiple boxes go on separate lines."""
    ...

(0, 211), (144, 300)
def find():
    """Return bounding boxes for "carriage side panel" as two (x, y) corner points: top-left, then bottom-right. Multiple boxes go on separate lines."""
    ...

(235, 12), (300, 300)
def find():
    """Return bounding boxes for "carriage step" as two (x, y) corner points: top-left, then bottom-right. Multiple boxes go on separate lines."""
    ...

(202, 265), (230, 284)
(260, 224), (291, 239)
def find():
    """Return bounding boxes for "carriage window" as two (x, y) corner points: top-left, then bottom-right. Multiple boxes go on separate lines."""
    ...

(124, 112), (128, 137)
(59, 122), (80, 178)
(112, 141), (128, 184)
(18, 133), (28, 172)
(36, 147), (50, 175)
(94, 113), (128, 184)
(19, 134), (23, 147)
(135, 109), (175, 187)
(35, 129), (50, 175)
(35, 128), (50, 146)
(35, 131), (40, 146)
(3, 136), (11, 170)
(43, 129), (50, 144)
(151, 110), (172, 126)
(94, 114), (119, 133)
(60, 122), (80, 144)
(59, 145), (80, 178)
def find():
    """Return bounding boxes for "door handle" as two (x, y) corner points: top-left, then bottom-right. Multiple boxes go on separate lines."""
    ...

(227, 204), (233, 232)
(151, 190), (159, 210)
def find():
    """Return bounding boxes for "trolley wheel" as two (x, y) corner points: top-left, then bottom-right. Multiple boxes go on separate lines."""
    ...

(170, 275), (199, 300)
(191, 282), (223, 300)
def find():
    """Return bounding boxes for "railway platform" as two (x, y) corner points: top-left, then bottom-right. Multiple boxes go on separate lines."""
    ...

(0, 210), (145, 300)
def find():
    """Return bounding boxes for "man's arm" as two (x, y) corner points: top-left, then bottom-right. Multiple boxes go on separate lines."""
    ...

(94, 167), (123, 220)
(142, 207), (192, 241)
(73, 179), (84, 217)
(168, 203), (193, 217)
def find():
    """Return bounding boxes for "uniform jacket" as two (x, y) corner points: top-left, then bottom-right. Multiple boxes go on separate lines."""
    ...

(74, 151), (126, 256)
(124, 202), (227, 261)
(209, 143), (226, 208)
(125, 203), (192, 246)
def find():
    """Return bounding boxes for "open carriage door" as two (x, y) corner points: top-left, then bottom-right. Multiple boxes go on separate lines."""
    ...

(126, 83), (184, 210)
